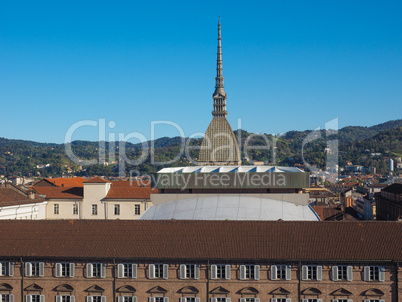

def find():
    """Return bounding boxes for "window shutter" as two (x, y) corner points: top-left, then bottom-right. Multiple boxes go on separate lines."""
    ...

(180, 299), (186, 302)
(285, 299), (291, 302)
(163, 298), (168, 302)
(8, 262), (14, 277)
(363, 300), (370, 302)
(270, 299), (277, 302)
(25, 262), (32, 277)
(101, 296), (106, 302)
(226, 299), (231, 302)
(86, 263), (93, 278)
(255, 299), (260, 302)
(379, 266), (385, 282)
(0, 263), (2, 275)
(195, 298), (200, 302)
(195, 265), (200, 280)
(9, 295), (14, 302)
(240, 299), (246, 302)
(271, 265), (277, 280)
(39, 262), (45, 277)
(363, 266), (370, 281)
(254, 265), (260, 280)
(55, 296), (62, 302)
(117, 264), (124, 278)
(347, 300), (352, 302)
(69, 263), (75, 277)
(302, 300), (308, 302)
(332, 266), (338, 281)
(132, 264), (137, 278)
(316, 266), (322, 281)
(86, 297), (93, 302)
(180, 264), (186, 279)
(286, 265), (291, 281)
(0, 295), (2, 302)
(301, 265), (308, 280)
(55, 263), (62, 277)
(133, 297), (137, 302)
(26, 295), (32, 302)
(118, 297), (123, 302)
(317, 300), (322, 302)
(211, 299), (217, 302)
(149, 298), (155, 302)
(239, 265), (246, 280)
(163, 264), (169, 279)
(225, 265), (231, 280)
(379, 300), (385, 302)
(210, 265), (217, 279)
(149, 264), (155, 279)
(101, 264), (106, 278)
(40, 295), (45, 302)
(332, 300), (338, 302)
(70, 296), (75, 302)
(347, 266), (353, 281)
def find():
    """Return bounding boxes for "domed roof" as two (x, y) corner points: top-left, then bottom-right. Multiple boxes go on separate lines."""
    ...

(140, 195), (320, 221)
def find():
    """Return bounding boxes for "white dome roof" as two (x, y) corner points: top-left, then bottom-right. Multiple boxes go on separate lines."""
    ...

(140, 195), (319, 221)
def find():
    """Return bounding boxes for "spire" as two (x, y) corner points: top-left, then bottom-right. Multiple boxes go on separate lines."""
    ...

(212, 18), (227, 117)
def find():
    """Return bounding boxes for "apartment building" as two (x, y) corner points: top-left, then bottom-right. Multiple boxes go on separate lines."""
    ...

(0, 220), (400, 302)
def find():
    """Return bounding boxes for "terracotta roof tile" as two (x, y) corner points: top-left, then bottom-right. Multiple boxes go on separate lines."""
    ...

(105, 186), (157, 199)
(44, 177), (86, 187)
(83, 177), (111, 184)
(34, 187), (83, 199)
(0, 188), (45, 207)
(0, 220), (400, 261)
(111, 180), (151, 188)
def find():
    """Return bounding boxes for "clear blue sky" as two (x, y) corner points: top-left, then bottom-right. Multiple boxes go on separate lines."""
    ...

(1, 0), (401, 143)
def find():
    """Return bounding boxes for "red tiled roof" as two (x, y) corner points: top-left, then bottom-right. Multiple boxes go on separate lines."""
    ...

(45, 177), (86, 187)
(105, 186), (157, 199)
(0, 188), (45, 207)
(83, 177), (111, 184)
(0, 220), (400, 261)
(111, 180), (151, 187)
(34, 187), (83, 199)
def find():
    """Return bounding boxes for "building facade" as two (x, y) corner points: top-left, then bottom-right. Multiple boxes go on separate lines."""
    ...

(0, 220), (400, 302)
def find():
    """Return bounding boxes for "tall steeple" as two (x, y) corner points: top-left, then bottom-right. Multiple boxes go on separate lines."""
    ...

(212, 19), (227, 117)
(198, 19), (241, 166)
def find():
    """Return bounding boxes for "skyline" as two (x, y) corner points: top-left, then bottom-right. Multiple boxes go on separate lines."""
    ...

(1, 0), (401, 144)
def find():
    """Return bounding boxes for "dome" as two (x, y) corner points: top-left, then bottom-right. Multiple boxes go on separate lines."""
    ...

(140, 195), (320, 221)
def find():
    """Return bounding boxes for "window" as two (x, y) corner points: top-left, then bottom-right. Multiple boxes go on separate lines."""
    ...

(301, 300), (321, 302)
(25, 262), (45, 277)
(73, 204), (78, 215)
(239, 299), (259, 302)
(55, 296), (74, 302)
(0, 261), (14, 276)
(271, 265), (291, 280)
(149, 298), (167, 302)
(364, 266), (385, 282)
(149, 263), (168, 279)
(92, 204), (98, 215)
(211, 299), (230, 302)
(301, 265), (322, 281)
(363, 300), (385, 302)
(0, 294), (14, 302)
(239, 264), (260, 280)
(332, 265), (353, 281)
(26, 295), (44, 302)
(55, 262), (74, 277)
(118, 297), (138, 302)
(86, 296), (105, 302)
(54, 204), (59, 215)
(134, 204), (140, 215)
(180, 264), (200, 279)
(86, 263), (106, 278)
(211, 264), (230, 280)
(117, 263), (137, 278)
(333, 300), (352, 302)
(180, 299), (200, 302)
(114, 204), (120, 215)
(270, 299), (289, 302)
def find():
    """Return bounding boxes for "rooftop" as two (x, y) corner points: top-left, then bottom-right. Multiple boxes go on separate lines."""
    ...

(0, 220), (400, 261)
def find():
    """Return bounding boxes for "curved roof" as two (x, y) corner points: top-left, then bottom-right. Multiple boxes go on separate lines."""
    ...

(140, 195), (319, 221)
